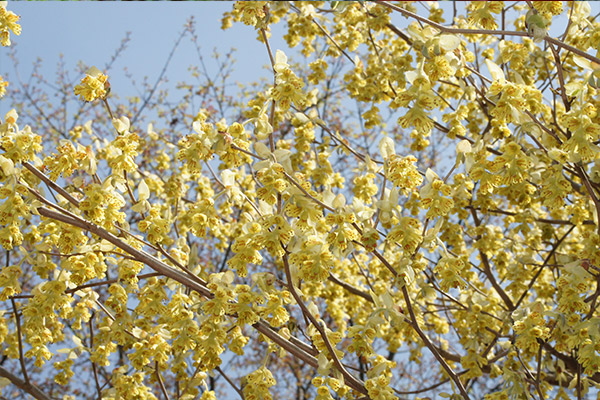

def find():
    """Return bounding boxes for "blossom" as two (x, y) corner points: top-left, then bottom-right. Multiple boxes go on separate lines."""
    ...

(487, 142), (532, 185)
(0, 2), (21, 46)
(233, 1), (268, 27)
(386, 154), (423, 195)
(268, 50), (307, 110)
(467, 1), (503, 30)
(73, 66), (109, 102)
(0, 75), (7, 98)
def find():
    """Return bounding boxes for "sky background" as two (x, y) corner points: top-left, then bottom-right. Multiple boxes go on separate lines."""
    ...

(0, 2), (291, 118)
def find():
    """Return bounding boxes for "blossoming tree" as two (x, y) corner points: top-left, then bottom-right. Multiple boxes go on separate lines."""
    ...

(1, 1), (600, 399)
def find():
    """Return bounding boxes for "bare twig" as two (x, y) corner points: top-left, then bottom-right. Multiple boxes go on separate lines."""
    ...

(89, 317), (103, 400)
(156, 361), (170, 400)
(215, 366), (245, 400)
(380, 1), (600, 65)
(0, 366), (52, 400)
(281, 253), (368, 396)
(10, 298), (29, 384)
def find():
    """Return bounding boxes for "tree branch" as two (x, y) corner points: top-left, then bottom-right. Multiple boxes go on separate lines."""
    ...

(0, 366), (53, 400)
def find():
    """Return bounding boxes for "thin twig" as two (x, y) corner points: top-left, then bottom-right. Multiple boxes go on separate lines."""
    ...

(89, 317), (103, 400)
(23, 162), (80, 208)
(281, 253), (368, 396)
(10, 298), (29, 384)
(370, 249), (471, 400)
(380, 1), (600, 65)
(216, 366), (245, 400)
(131, 25), (189, 125)
(0, 366), (52, 400)
(156, 361), (170, 400)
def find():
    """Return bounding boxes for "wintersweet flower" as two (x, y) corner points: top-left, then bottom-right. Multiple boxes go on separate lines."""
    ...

(0, 2), (21, 47)
(0, 75), (7, 98)
(73, 66), (109, 102)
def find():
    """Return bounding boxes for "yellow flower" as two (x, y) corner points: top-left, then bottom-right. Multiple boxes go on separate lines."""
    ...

(200, 391), (217, 400)
(73, 66), (109, 102)
(487, 142), (532, 185)
(233, 1), (268, 28)
(467, 1), (503, 30)
(386, 154), (423, 195)
(0, 265), (21, 300)
(420, 170), (454, 218)
(268, 50), (307, 111)
(43, 141), (86, 181)
(0, 2), (21, 47)
(0, 75), (7, 98)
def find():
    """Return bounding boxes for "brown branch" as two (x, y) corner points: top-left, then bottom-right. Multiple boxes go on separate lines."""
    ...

(23, 162), (80, 208)
(156, 361), (170, 400)
(400, 284), (471, 400)
(282, 170), (334, 212)
(548, 42), (572, 115)
(513, 225), (576, 311)
(11, 272), (161, 299)
(575, 163), (600, 236)
(177, 363), (202, 400)
(328, 273), (373, 303)
(37, 206), (213, 297)
(370, 249), (471, 400)
(89, 317), (103, 400)
(215, 366), (245, 400)
(310, 15), (355, 65)
(469, 207), (515, 311)
(10, 298), (29, 384)
(281, 253), (368, 395)
(0, 366), (53, 400)
(259, 27), (276, 153)
(380, 1), (600, 65)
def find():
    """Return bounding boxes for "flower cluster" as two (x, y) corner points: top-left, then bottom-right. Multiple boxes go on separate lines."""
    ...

(0, 74), (7, 98)
(73, 66), (109, 102)
(1, 110), (43, 164)
(419, 170), (454, 218)
(43, 141), (86, 181)
(109, 367), (158, 400)
(243, 366), (276, 400)
(385, 154), (423, 195)
(290, 236), (334, 282)
(228, 222), (263, 277)
(62, 252), (106, 286)
(512, 302), (550, 355)
(0, 184), (28, 249)
(138, 204), (173, 246)
(22, 280), (72, 367)
(80, 182), (126, 230)
(387, 216), (422, 254)
(268, 50), (307, 111)
(232, 1), (268, 28)
(487, 142), (532, 186)
(107, 117), (140, 173)
(0, 2), (21, 46)
(325, 207), (360, 253)
(467, 1), (503, 30)
(0, 265), (21, 300)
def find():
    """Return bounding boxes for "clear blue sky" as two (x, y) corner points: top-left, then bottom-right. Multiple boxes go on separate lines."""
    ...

(0, 2), (290, 117)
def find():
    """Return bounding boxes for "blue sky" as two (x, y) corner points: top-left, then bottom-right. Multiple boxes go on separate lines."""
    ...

(0, 2), (290, 117)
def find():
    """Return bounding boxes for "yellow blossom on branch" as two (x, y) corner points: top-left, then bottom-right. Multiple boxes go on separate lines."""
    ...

(0, 2), (21, 46)
(73, 66), (109, 102)
(0, 75), (7, 98)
